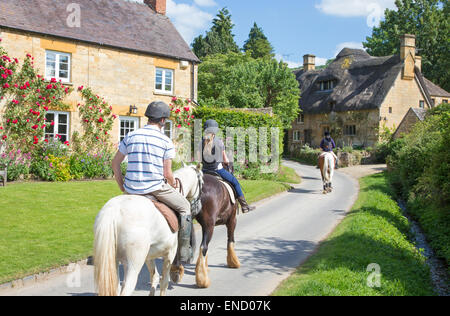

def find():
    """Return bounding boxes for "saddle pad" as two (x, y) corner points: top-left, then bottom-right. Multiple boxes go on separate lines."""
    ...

(219, 180), (236, 205)
(143, 195), (179, 233)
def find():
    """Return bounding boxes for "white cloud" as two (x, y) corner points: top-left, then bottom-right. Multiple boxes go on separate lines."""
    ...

(193, 0), (217, 7)
(333, 42), (365, 57)
(127, 1), (213, 44)
(315, 0), (395, 17)
(166, 0), (213, 44)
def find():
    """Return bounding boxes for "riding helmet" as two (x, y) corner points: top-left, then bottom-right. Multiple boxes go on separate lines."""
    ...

(203, 119), (220, 134)
(145, 101), (171, 120)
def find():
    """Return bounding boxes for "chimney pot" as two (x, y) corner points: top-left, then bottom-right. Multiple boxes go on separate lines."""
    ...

(303, 54), (316, 71)
(144, 0), (166, 15)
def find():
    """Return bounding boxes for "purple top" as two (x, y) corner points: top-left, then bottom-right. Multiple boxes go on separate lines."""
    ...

(320, 137), (336, 152)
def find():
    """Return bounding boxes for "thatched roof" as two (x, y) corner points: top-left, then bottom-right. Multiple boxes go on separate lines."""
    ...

(0, 0), (200, 63)
(294, 48), (441, 114)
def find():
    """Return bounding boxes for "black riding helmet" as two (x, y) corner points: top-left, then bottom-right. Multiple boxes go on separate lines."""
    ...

(145, 101), (170, 120)
(204, 119), (220, 134)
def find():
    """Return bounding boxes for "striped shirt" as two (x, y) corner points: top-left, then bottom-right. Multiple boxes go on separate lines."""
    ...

(119, 125), (175, 195)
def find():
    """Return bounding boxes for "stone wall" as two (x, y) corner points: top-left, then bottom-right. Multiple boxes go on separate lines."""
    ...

(0, 29), (198, 146)
(380, 71), (430, 131)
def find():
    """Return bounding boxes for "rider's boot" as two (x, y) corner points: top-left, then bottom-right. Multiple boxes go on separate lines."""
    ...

(238, 196), (256, 213)
(335, 157), (339, 169)
(178, 214), (193, 264)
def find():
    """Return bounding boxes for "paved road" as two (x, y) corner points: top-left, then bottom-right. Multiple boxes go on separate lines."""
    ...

(1, 161), (358, 296)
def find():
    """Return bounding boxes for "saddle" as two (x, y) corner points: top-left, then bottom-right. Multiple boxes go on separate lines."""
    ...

(144, 195), (179, 233)
(203, 170), (237, 205)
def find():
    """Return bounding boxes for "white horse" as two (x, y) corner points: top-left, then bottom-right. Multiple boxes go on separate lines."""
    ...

(319, 152), (335, 194)
(93, 164), (203, 296)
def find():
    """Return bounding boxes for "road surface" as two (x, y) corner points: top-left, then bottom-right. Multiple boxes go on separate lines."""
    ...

(0, 161), (359, 296)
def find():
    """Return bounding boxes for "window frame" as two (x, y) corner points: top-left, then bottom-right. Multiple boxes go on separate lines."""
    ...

(164, 119), (174, 139)
(293, 130), (301, 142)
(419, 100), (425, 109)
(45, 111), (70, 142)
(45, 50), (71, 83)
(297, 113), (304, 124)
(344, 125), (357, 136)
(119, 116), (140, 143)
(155, 67), (174, 94)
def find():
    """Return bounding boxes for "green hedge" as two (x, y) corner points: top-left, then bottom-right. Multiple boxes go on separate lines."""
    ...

(194, 106), (284, 164)
(387, 103), (450, 268)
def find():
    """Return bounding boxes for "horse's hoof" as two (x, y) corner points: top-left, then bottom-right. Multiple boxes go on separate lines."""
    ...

(323, 190), (327, 195)
(170, 265), (184, 284)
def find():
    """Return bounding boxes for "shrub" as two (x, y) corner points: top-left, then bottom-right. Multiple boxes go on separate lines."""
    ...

(292, 145), (321, 166)
(0, 144), (32, 181)
(194, 106), (284, 173)
(48, 155), (72, 182)
(387, 103), (450, 266)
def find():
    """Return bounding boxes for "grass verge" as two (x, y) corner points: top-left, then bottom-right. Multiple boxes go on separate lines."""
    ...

(0, 165), (299, 284)
(272, 173), (435, 296)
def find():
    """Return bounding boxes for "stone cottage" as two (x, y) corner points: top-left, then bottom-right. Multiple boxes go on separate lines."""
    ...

(288, 34), (449, 152)
(0, 0), (200, 145)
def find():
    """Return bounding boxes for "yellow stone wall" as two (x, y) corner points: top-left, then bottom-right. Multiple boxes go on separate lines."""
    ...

(380, 71), (430, 131)
(0, 29), (198, 146)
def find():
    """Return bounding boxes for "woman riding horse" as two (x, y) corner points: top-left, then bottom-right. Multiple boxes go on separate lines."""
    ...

(202, 119), (255, 213)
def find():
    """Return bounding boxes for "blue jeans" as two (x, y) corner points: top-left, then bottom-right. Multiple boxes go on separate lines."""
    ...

(216, 168), (244, 198)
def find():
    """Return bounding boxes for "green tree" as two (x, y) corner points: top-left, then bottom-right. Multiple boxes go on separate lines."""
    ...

(243, 22), (274, 59)
(198, 53), (300, 128)
(192, 8), (240, 59)
(363, 0), (450, 91)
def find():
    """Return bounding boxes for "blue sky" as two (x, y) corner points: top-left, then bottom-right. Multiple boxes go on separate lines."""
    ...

(135, 0), (397, 67)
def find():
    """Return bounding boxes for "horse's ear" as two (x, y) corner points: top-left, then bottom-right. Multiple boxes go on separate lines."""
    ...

(196, 163), (203, 171)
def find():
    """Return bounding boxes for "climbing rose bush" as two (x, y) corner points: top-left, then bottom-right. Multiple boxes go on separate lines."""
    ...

(0, 44), (72, 152)
(71, 86), (116, 154)
(170, 96), (194, 129)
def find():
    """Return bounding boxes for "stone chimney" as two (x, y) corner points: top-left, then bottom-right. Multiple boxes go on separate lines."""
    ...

(400, 34), (416, 80)
(303, 54), (316, 71)
(415, 55), (422, 72)
(144, 0), (166, 15)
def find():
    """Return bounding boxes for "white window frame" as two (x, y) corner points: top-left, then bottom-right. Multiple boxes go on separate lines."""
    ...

(45, 50), (71, 83)
(164, 119), (174, 139)
(297, 113), (304, 124)
(155, 67), (174, 94)
(293, 130), (301, 142)
(45, 111), (70, 142)
(119, 116), (140, 143)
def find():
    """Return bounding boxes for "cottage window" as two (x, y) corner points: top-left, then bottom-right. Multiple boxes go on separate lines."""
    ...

(119, 116), (139, 142)
(297, 113), (304, 124)
(419, 101), (425, 109)
(293, 130), (301, 142)
(389, 107), (393, 114)
(164, 119), (174, 139)
(319, 80), (336, 91)
(443, 99), (448, 104)
(155, 68), (174, 94)
(344, 125), (356, 136)
(45, 51), (71, 83)
(45, 111), (70, 143)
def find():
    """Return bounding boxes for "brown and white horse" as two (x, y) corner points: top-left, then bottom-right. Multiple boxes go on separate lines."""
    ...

(170, 168), (241, 288)
(318, 152), (335, 194)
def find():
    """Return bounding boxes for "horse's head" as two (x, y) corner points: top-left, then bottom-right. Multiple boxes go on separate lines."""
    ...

(173, 163), (203, 200)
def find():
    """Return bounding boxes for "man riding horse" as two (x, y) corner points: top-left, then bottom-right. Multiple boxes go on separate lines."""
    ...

(111, 101), (193, 263)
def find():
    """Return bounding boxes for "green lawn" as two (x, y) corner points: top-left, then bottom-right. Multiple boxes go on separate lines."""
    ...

(272, 173), (436, 296)
(0, 166), (298, 284)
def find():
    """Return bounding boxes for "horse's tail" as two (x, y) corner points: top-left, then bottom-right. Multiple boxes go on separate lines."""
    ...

(323, 153), (330, 182)
(94, 203), (120, 296)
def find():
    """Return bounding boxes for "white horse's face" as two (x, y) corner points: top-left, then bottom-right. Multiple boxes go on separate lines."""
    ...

(173, 165), (203, 199)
